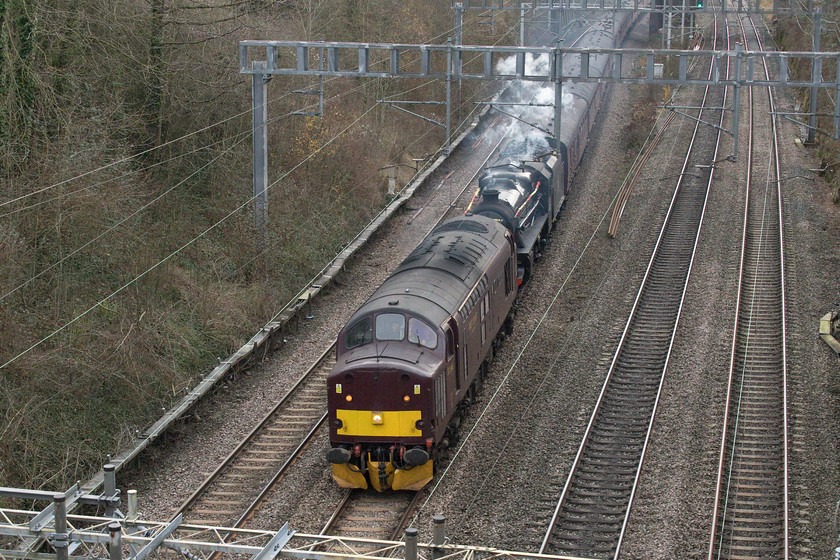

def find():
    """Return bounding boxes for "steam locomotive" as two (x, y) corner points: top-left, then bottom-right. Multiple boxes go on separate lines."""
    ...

(326, 10), (638, 491)
(469, 12), (636, 284)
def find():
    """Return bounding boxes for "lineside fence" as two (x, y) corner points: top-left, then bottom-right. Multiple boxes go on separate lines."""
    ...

(0, 480), (597, 560)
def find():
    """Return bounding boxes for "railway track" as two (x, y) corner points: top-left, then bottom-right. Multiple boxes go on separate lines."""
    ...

(707, 14), (788, 560)
(165, 18), (647, 543)
(168, 92), (536, 534)
(173, 344), (335, 528)
(320, 490), (421, 547)
(539, 16), (730, 560)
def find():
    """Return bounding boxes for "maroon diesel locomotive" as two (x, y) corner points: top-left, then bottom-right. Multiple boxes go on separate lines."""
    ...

(326, 216), (517, 491)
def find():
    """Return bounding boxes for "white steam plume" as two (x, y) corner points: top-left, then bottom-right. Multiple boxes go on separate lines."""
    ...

(483, 53), (574, 162)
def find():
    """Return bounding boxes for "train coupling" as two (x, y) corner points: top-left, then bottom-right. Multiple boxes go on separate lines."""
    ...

(328, 447), (432, 492)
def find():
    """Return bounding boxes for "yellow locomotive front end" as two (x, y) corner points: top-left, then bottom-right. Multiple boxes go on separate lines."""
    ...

(327, 312), (440, 492)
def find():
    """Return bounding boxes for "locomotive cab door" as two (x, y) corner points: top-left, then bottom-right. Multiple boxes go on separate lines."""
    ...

(444, 320), (460, 405)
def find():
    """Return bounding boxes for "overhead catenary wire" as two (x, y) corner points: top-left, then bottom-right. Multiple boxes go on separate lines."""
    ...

(0, 8), (508, 362)
(249, 94), (490, 309)
(126, 41), (497, 337)
(0, 131), (252, 219)
(2, 10), (491, 238)
(0, 7), (491, 211)
(0, 129), (253, 305)
(245, 34), (509, 283)
(0, 60), (463, 303)
(0, 103), (380, 371)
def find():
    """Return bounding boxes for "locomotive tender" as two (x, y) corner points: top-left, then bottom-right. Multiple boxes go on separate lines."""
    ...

(327, 10), (637, 492)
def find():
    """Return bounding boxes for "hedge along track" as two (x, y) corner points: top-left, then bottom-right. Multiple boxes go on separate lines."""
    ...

(172, 343), (335, 530)
(539, 14), (730, 560)
(706, 13), (788, 560)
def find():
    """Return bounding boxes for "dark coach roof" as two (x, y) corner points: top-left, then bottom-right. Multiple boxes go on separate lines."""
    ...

(344, 215), (511, 330)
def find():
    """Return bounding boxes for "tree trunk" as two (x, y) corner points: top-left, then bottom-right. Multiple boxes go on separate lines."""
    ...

(148, 0), (165, 148)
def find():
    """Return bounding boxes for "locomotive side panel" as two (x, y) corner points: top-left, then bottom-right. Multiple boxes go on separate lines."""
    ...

(449, 228), (517, 427)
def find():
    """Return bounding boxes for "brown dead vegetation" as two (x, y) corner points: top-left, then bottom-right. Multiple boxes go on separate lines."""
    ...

(0, 0), (516, 488)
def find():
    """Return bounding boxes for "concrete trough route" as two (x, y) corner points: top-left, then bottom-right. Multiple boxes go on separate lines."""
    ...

(819, 311), (840, 356)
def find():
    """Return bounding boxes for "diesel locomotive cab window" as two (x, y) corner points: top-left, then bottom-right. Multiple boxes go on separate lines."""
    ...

(375, 313), (405, 341)
(408, 318), (437, 349)
(345, 317), (373, 349)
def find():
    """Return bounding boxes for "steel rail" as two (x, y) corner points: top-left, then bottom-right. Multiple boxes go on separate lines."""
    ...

(751, 17), (789, 557)
(168, 71), (550, 546)
(540, 13), (730, 558)
(706, 11), (752, 557)
(173, 342), (336, 520)
(319, 490), (423, 548)
(706, 12), (788, 559)
(615, 11), (731, 554)
(174, 23), (601, 548)
(319, 491), (354, 536)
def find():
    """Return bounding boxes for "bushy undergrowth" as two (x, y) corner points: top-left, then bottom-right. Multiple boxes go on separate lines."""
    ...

(621, 84), (661, 154)
(773, 5), (840, 200)
(0, 0), (508, 488)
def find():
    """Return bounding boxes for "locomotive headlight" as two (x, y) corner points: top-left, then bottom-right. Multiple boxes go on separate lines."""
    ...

(403, 395), (410, 402)
(372, 413), (383, 424)
(345, 395), (352, 402)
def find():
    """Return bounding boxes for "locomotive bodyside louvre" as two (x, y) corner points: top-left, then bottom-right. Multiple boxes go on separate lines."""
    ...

(445, 231), (517, 430)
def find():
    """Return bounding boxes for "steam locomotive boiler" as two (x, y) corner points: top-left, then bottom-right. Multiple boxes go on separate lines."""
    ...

(467, 142), (561, 284)
(467, 10), (637, 282)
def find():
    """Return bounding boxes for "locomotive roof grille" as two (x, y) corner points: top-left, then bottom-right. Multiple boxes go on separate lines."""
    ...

(343, 215), (510, 334)
(433, 218), (489, 234)
(398, 234), (489, 280)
